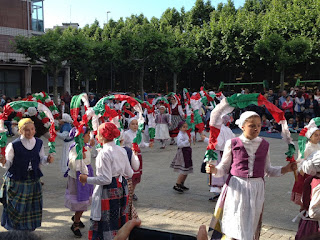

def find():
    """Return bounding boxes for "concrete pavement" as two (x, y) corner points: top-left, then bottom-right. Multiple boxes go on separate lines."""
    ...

(0, 134), (298, 239)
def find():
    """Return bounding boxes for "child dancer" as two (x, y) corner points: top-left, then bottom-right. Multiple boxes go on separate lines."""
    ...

(155, 105), (170, 149)
(171, 121), (193, 193)
(121, 138), (140, 220)
(292, 127), (320, 208)
(0, 118), (54, 230)
(56, 113), (73, 174)
(79, 122), (133, 240)
(169, 95), (184, 145)
(295, 151), (320, 239)
(65, 126), (94, 238)
(202, 115), (235, 201)
(206, 111), (296, 239)
(123, 117), (153, 201)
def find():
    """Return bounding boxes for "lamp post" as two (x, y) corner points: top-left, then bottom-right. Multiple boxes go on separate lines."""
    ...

(107, 11), (111, 23)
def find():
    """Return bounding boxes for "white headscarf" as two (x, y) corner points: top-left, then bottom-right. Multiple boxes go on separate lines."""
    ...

(128, 117), (138, 126)
(61, 113), (73, 123)
(235, 111), (259, 128)
(306, 127), (320, 139)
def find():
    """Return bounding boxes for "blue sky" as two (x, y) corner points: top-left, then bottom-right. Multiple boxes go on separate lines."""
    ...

(44, 0), (246, 29)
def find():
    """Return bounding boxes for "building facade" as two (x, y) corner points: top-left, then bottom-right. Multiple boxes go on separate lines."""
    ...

(0, 0), (70, 98)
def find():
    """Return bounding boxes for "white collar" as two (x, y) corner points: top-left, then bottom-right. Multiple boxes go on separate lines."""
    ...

(103, 141), (116, 149)
(128, 129), (137, 134)
(171, 102), (177, 109)
(239, 134), (261, 143)
(20, 135), (35, 142)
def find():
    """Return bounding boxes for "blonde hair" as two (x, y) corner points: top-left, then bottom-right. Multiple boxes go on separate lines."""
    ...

(18, 118), (34, 131)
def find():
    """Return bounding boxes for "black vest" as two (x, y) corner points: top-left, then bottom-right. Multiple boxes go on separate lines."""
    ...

(8, 138), (44, 180)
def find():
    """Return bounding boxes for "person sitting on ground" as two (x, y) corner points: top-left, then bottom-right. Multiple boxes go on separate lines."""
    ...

(261, 114), (271, 131)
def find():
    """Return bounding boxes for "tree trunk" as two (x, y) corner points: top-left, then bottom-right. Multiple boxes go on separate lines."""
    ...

(53, 69), (59, 105)
(110, 63), (113, 91)
(85, 78), (89, 93)
(280, 68), (285, 91)
(173, 72), (177, 93)
(139, 63), (145, 99)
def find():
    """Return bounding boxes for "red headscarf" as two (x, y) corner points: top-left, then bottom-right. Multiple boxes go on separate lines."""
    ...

(98, 122), (120, 140)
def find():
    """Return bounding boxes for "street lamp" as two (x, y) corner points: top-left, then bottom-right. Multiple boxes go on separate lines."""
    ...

(107, 11), (111, 23)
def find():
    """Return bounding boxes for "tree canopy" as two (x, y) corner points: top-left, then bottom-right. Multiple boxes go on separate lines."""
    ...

(15, 0), (320, 95)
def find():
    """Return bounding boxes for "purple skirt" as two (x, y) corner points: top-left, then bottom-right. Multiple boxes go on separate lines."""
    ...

(296, 217), (320, 240)
(65, 165), (94, 212)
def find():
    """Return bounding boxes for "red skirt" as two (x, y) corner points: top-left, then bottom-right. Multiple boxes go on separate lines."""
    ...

(132, 152), (142, 186)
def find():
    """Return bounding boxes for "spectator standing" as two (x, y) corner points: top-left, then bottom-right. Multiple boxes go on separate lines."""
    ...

(289, 87), (295, 97)
(267, 89), (279, 107)
(295, 91), (305, 120)
(61, 91), (71, 113)
(278, 90), (288, 110)
(301, 86), (309, 100)
(89, 94), (97, 107)
(0, 95), (6, 107)
(304, 93), (318, 118)
(314, 89), (320, 105)
(58, 100), (66, 117)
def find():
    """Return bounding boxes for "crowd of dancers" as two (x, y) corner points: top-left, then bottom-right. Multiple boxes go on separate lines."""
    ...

(0, 88), (320, 240)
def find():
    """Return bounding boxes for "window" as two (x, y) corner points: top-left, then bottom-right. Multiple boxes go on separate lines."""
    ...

(31, 0), (44, 32)
(0, 70), (22, 97)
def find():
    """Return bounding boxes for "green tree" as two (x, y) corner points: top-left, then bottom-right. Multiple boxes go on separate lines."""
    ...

(255, 33), (311, 90)
(15, 28), (68, 103)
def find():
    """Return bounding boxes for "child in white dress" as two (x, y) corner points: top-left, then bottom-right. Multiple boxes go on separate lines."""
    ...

(155, 106), (171, 149)
(206, 111), (296, 239)
(122, 117), (153, 200)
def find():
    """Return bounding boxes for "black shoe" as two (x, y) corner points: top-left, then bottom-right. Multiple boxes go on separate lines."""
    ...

(72, 216), (85, 228)
(71, 223), (82, 238)
(209, 194), (220, 202)
(180, 184), (189, 191)
(173, 185), (184, 193)
(133, 194), (138, 201)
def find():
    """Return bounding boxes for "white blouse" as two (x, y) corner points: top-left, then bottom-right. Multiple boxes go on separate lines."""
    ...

(297, 142), (320, 165)
(300, 143), (320, 175)
(204, 125), (235, 151)
(87, 141), (133, 186)
(68, 145), (92, 179)
(122, 129), (149, 149)
(2, 136), (48, 169)
(214, 134), (282, 178)
(89, 142), (134, 221)
(177, 131), (190, 148)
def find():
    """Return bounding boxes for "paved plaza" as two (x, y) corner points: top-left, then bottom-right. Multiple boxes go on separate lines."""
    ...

(0, 133), (299, 239)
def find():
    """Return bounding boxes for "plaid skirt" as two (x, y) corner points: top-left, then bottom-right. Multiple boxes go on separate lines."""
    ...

(127, 178), (138, 220)
(169, 115), (183, 138)
(0, 172), (42, 230)
(88, 177), (129, 240)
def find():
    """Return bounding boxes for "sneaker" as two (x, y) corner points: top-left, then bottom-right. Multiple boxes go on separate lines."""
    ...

(173, 185), (184, 193)
(170, 139), (175, 145)
(160, 146), (165, 149)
